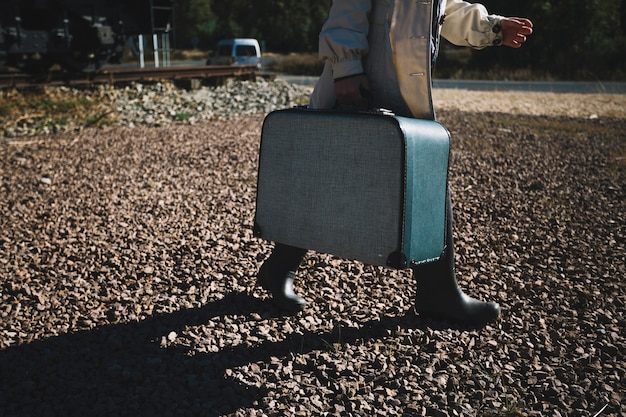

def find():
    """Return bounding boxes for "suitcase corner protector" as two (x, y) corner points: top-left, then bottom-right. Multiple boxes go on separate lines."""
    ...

(386, 251), (408, 269)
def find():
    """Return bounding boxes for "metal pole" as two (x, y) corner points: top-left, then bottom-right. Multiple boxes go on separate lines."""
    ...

(162, 33), (170, 66)
(138, 34), (145, 68)
(153, 33), (159, 67)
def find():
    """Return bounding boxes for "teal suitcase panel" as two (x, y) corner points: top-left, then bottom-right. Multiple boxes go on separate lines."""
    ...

(254, 108), (450, 269)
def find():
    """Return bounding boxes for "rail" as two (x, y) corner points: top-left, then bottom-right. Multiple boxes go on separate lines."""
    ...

(0, 65), (259, 89)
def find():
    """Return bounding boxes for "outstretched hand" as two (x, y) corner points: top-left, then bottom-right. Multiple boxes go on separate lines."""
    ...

(501, 17), (533, 48)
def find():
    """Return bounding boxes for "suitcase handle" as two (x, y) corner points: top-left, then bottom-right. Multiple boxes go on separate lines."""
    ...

(299, 103), (396, 117)
(364, 108), (395, 116)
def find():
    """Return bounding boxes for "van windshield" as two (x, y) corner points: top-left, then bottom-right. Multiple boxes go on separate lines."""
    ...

(235, 45), (257, 57)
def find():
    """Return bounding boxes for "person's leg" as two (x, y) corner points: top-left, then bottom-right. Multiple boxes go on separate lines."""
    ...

(257, 243), (308, 311)
(412, 189), (500, 325)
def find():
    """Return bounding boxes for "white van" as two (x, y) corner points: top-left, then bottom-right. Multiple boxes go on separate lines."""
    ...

(207, 38), (262, 69)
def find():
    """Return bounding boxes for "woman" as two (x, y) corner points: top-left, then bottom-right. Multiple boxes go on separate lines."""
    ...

(257, 0), (533, 325)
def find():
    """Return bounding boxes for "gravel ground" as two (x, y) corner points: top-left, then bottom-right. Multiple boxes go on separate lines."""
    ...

(1, 81), (625, 416)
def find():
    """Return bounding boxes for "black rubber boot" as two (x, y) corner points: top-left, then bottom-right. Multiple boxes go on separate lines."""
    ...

(257, 243), (308, 312)
(412, 191), (500, 325)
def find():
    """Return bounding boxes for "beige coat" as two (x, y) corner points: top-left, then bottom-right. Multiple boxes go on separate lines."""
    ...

(310, 0), (504, 119)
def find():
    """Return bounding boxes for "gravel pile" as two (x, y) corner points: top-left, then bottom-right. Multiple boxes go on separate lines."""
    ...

(1, 81), (625, 417)
(2, 79), (311, 138)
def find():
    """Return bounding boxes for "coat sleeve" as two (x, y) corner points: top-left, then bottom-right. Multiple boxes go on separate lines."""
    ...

(318, 0), (372, 80)
(441, 0), (503, 49)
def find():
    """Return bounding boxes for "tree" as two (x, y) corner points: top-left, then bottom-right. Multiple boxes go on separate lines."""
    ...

(466, 0), (626, 79)
(173, 0), (215, 49)
(204, 0), (330, 52)
(173, 0), (329, 52)
(170, 0), (625, 80)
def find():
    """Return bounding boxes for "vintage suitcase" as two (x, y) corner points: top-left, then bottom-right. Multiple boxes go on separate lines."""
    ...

(254, 108), (450, 269)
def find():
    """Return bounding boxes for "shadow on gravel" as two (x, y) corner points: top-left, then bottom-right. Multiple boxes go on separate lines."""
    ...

(0, 291), (473, 416)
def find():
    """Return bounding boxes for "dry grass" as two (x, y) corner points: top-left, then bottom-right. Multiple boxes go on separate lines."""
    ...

(0, 87), (116, 134)
(264, 52), (325, 76)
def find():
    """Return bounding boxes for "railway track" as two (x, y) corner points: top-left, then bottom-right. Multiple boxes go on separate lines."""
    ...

(0, 64), (260, 89)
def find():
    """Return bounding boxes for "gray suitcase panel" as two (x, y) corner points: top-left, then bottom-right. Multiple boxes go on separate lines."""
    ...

(254, 108), (449, 269)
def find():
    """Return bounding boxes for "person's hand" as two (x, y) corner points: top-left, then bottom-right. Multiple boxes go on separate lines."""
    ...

(334, 74), (370, 110)
(501, 17), (533, 48)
